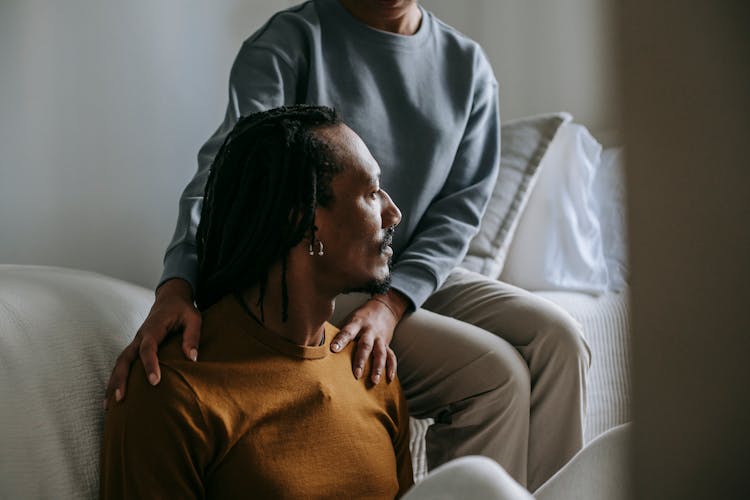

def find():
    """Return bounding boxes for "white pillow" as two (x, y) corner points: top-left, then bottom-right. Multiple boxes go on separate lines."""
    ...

(500, 122), (609, 294)
(593, 147), (629, 292)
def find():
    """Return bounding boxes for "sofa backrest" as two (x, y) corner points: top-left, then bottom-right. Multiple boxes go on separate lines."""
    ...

(0, 265), (151, 499)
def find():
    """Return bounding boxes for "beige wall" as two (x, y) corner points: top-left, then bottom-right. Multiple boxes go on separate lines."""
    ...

(622, 2), (750, 498)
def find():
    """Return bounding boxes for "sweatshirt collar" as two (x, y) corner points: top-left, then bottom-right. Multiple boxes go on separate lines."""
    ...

(318, 0), (432, 50)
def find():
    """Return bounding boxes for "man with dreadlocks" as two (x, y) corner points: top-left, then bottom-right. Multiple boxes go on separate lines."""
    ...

(100, 105), (537, 500)
(100, 105), (411, 498)
(105, 0), (590, 491)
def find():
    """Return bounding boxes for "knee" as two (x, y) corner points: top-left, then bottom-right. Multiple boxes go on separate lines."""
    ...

(536, 309), (591, 370)
(482, 347), (531, 406)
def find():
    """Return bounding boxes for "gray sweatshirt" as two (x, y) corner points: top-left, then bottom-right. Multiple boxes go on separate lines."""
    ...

(161, 0), (500, 309)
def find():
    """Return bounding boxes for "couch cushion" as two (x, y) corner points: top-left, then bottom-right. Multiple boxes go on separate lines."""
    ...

(462, 112), (571, 278)
(0, 265), (151, 499)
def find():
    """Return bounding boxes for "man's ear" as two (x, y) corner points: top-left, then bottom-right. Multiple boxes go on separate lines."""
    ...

(298, 205), (322, 244)
(308, 205), (335, 250)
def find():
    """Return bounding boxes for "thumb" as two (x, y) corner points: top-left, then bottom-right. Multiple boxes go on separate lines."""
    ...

(331, 321), (361, 353)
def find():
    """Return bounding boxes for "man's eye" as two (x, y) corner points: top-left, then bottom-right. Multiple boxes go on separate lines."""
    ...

(370, 190), (380, 199)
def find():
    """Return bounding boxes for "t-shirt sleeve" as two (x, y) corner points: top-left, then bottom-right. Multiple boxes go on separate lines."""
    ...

(160, 40), (300, 290)
(100, 364), (213, 499)
(391, 379), (415, 497)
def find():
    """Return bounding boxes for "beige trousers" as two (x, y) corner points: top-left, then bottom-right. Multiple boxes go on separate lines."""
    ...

(331, 267), (591, 491)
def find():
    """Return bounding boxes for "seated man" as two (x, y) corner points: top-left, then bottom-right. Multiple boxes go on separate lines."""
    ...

(101, 105), (541, 500)
(100, 105), (411, 498)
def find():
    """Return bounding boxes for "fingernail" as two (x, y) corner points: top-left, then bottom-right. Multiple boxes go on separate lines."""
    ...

(115, 389), (122, 402)
(189, 349), (198, 362)
(332, 343), (340, 352)
(103, 399), (108, 411)
(373, 374), (381, 384)
(148, 373), (159, 386)
(354, 368), (362, 379)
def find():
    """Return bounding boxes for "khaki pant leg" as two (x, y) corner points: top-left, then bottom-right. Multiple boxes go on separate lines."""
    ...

(423, 267), (592, 492)
(331, 293), (531, 487)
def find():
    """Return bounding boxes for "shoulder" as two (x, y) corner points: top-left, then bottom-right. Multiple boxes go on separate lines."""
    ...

(239, 1), (321, 62)
(118, 359), (202, 419)
(104, 361), (209, 452)
(101, 362), (214, 492)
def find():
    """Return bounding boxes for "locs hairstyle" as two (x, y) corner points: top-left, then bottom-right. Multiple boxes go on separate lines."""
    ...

(196, 105), (343, 318)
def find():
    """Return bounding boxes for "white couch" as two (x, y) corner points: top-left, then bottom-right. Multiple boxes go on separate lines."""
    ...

(0, 265), (151, 498)
(0, 263), (631, 498)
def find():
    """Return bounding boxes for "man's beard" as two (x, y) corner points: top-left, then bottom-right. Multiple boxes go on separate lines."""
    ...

(343, 227), (395, 296)
(343, 253), (393, 295)
(355, 275), (391, 295)
(342, 273), (391, 296)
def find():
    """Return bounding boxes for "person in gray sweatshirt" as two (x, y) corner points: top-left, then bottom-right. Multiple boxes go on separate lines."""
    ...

(104, 0), (590, 491)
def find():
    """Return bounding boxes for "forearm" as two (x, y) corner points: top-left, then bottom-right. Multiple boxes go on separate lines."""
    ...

(161, 43), (299, 290)
(389, 76), (500, 308)
(160, 129), (230, 291)
(388, 180), (495, 309)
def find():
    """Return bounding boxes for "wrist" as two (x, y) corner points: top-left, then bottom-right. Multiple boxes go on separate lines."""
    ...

(370, 289), (409, 322)
(155, 278), (194, 303)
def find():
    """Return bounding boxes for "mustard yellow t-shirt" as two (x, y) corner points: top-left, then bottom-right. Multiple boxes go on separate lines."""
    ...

(100, 295), (413, 499)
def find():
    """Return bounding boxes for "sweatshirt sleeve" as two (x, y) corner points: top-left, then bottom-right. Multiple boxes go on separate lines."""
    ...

(100, 364), (212, 499)
(159, 41), (300, 291)
(389, 56), (500, 309)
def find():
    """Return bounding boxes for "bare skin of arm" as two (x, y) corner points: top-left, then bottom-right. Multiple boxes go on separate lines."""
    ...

(104, 282), (409, 407)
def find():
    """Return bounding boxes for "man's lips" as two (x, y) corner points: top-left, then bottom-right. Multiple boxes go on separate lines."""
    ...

(379, 226), (395, 255)
(380, 236), (393, 253)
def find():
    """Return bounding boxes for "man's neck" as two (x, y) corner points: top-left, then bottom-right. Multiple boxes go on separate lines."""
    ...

(338, 0), (422, 36)
(241, 261), (334, 347)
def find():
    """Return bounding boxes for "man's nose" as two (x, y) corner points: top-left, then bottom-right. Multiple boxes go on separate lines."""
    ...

(381, 190), (401, 228)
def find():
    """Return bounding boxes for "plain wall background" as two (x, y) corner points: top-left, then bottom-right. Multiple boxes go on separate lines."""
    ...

(0, 0), (619, 288)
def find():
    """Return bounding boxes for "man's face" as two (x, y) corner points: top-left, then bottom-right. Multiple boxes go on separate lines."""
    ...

(312, 124), (402, 295)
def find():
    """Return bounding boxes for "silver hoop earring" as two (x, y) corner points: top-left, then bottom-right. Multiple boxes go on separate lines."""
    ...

(309, 240), (324, 256)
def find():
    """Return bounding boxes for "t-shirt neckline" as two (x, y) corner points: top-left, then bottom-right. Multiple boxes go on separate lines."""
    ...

(228, 294), (333, 360)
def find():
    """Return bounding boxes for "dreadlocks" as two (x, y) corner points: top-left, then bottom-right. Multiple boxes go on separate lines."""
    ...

(196, 105), (343, 320)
